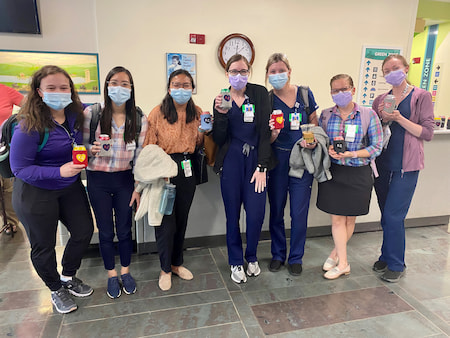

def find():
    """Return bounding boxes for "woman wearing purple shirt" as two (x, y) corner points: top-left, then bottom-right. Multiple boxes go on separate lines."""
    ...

(10, 65), (94, 314)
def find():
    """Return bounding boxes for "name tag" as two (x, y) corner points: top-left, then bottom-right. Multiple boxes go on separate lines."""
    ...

(345, 125), (358, 143)
(290, 112), (301, 130)
(126, 141), (136, 151)
(181, 159), (192, 177)
(242, 104), (255, 123)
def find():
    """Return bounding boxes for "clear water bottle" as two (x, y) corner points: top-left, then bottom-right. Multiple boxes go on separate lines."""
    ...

(159, 183), (176, 215)
(383, 94), (396, 114)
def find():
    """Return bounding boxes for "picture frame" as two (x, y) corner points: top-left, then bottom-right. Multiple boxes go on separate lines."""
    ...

(166, 53), (197, 94)
(0, 49), (101, 94)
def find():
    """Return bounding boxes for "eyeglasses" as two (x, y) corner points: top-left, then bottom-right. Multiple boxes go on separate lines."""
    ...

(330, 87), (352, 94)
(171, 82), (192, 89)
(107, 80), (132, 88)
(228, 69), (249, 76)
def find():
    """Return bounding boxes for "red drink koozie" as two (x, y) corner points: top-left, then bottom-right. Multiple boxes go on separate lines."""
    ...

(72, 145), (88, 167)
(271, 110), (284, 129)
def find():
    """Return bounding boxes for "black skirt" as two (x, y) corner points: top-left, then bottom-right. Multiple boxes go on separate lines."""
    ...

(317, 162), (373, 216)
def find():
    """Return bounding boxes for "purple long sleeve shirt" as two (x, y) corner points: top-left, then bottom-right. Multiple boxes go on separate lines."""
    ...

(10, 111), (82, 190)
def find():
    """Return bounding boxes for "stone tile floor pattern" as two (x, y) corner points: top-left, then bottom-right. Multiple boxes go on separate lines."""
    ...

(0, 224), (449, 337)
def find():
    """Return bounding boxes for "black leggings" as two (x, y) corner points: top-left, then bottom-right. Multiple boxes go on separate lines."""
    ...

(13, 178), (94, 291)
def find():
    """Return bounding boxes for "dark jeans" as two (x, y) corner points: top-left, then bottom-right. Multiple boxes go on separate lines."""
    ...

(13, 178), (94, 291)
(86, 170), (134, 271)
(155, 153), (196, 273)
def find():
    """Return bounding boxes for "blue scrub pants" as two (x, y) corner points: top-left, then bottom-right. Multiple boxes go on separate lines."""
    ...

(220, 141), (266, 266)
(268, 147), (313, 264)
(87, 170), (134, 271)
(374, 169), (419, 272)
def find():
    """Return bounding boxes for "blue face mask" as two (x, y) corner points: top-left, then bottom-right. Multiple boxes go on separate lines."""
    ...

(170, 88), (192, 105)
(268, 72), (288, 90)
(108, 86), (131, 106)
(42, 92), (72, 111)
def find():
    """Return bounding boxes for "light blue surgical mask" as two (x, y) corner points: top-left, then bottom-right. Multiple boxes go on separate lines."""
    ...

(108, 86), (131, 106)
(170, 88), (192, 105)
(42, 92), (72, 111)
(268, 72), (288, 90)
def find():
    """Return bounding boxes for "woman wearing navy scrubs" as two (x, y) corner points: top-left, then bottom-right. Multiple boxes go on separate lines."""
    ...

(265, 53), (319, 276)
(372, 55), (434, 283)
(213, 54), (273, 284)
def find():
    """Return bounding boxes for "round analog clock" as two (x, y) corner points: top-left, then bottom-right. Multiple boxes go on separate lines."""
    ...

(218, 33), (255, 69)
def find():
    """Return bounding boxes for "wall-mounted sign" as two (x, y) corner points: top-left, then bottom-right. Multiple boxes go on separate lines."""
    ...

(357, 46), (402, 108)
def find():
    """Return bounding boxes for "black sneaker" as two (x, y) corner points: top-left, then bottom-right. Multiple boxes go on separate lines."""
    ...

(380, 268), (406, 283)
(62, 276), (93, 297)
(51, 287), (77, 314)
(268, 259), (283, 272)
(288, 263), (303, 276)
(372, 260), (388, 273)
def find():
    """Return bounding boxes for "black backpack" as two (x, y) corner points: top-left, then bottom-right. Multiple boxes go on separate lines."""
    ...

(88, 103), (143, 146)
(0, 115), (48, 178)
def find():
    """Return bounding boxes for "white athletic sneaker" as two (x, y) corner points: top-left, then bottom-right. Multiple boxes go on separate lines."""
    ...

(246, 261), (261, 277)
(230, 265), (247, 283)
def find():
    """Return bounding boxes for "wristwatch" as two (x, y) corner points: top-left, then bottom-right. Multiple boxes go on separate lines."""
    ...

(257, 165), (267, 173)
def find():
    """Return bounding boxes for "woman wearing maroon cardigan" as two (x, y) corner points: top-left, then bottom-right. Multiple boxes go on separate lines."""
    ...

(371, 54), (434, 283)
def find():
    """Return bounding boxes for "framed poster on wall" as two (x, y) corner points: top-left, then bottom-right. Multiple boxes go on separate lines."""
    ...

(0, 50), (100, 94)
(357, 46), (402, 107)
(166, 53), (197, 94)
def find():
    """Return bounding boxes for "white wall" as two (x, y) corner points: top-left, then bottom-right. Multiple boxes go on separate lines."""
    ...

(0, 0), (100, 103)
(95, 0), (419, 114)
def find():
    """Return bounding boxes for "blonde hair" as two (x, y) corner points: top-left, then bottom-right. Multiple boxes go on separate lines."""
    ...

(382, 54), (409, 71)
(265, 53), (291, 85)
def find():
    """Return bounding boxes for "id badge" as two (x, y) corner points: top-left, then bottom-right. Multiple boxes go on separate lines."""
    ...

(289, 112), (301, 130)
(181, 159), (192, 177)
(242, 104), (255, 123)
(126, 141), (136, 151)
(345, 125), (358, 143)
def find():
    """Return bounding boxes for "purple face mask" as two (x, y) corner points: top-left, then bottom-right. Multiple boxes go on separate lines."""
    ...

(228, 74), (248, 90)
(384, 69), (406, 87)
(332, 91), (353, 107)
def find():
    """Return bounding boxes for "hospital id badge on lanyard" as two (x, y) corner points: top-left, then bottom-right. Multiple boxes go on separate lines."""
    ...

(345, 124), (358, 143)
(242, 104), (255, 123)
(126, 140), (136, 151)
(289, 102), (301, 130)
(181, 158), (192, 177)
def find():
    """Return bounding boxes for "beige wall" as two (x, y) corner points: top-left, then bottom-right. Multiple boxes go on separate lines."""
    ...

(95, 0), (419, 114)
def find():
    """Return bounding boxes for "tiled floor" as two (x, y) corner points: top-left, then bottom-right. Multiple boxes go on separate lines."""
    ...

(0, 224), (449, 337)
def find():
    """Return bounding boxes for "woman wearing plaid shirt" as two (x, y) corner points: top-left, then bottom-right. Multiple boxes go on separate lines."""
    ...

(317, 74), (382, 280)
(83, 66), (148, 298)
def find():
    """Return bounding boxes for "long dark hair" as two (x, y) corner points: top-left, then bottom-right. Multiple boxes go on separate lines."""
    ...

(101, 66), (137, 143)
(17, 65), (84, 133)
(161, 69), (197, 124)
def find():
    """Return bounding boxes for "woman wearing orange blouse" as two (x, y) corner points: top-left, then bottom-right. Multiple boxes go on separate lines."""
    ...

(143, 69), (203, 291)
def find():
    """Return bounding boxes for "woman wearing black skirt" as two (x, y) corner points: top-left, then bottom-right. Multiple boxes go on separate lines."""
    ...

(317, 74), (383, 279)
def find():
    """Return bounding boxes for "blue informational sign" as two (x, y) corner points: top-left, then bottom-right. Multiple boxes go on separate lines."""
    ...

(420, 25), (438, 91)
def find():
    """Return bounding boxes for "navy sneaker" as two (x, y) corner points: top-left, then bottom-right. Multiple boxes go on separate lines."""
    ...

(62, 276), (93, 297)
(268, 260), (283, 272)
(121, 273), (137, 295)
(107, 276), (121, 299)
(288, 263), (303, 276)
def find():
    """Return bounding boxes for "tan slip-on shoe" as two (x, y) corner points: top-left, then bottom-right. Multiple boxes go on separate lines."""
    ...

(158, 272), (172, 291)
(171, 266), (193, 280)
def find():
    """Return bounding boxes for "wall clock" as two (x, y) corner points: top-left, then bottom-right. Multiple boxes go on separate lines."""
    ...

(217, 33), (255, 69)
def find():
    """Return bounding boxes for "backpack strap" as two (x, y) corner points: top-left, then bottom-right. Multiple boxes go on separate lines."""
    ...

(298, 86), (310, 114)
(135, 107), (143, 147)
(89, 103), (102, 144)
(319, 108), (333, 134)
(37, 128), (49, 152)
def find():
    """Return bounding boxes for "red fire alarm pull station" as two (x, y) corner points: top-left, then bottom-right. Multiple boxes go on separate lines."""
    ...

(412, 57), (421, 64)
(189, 34), (205, 44)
